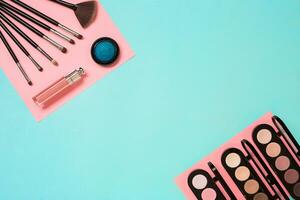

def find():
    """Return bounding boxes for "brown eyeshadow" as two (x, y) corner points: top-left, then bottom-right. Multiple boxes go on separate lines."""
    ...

(253, 192), (269, 200)
(294, 183), (300, 197)
(266, 142), (281, 158)
(244, 179), (259, 194)
(284, 169), (299, 184)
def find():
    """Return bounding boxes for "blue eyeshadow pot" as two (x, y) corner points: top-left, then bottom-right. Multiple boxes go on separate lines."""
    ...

(91, 37), (120, 66)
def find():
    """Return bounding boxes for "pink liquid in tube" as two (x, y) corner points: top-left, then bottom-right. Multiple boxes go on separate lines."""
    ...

(33, 68), (85, 108)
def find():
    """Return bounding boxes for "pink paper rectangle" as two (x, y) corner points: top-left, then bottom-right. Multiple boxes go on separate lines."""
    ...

(0, 0), (134, 121)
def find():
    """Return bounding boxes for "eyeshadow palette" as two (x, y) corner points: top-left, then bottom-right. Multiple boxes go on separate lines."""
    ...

(221, 148), (273, 199)
(188, 170), (226, 200)
(253, 124), (300, 199)
(176, 113), (300, 200)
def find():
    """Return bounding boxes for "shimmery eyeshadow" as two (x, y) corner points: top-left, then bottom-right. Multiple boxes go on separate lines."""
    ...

(284, 169), (299, 184)
(294, 183), (300, 197)
(275, 156), (290, 171)
(192, 174), (207, 189)
(266, 142), (281, 158)
(257, 129), (272, 144)
(201, 188), (217, 200)
(235, 166), (250, 181)
(244, 179), (259, 194)
(254, 192), (269, 200)
(225, 153), (241, 168)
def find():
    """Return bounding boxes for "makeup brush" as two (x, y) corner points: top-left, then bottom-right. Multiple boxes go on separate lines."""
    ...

(11, 0), (83, 39)
(0, 7), (67, 53)
(0, 12), (58, 66)
(0, 0), (75, 44)
(49, 0), (97, 28)
(0, 19), (43, 72)
(0, 30), (32, 85)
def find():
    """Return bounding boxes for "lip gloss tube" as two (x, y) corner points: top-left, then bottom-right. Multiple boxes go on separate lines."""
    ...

(33, 68), (85, 108)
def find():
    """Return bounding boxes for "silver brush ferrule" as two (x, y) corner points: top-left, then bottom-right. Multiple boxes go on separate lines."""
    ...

(58, 24), (82, 39)
(43, 36), (66, 52)
(50, 28), (73, 43)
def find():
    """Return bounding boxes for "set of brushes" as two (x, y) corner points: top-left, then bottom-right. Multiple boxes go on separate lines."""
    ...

(0, 0), (84, 86)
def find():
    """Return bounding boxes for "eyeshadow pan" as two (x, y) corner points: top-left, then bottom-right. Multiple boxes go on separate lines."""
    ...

(253, 192), (269, 200)
(244, 179), (259, 194)
(225, 153), (241, 168)
(253, 124), (300, 199)
(201, 188), (217, 200)
(294, 183), (300, 197)
(192, 174), (207, 189)
(235, 166), (250, 181)
(266, 142), (281, 158)
(284, 169), (299, 184)
(275, 156), (290, 171)
(257, 129), (272, 144)
(188, 169), (227, 200)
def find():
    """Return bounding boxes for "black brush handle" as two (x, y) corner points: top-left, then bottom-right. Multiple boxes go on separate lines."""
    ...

(49, 0), (77, 10)
(0, 30), (19, 63)
(0, 12), (39, 48)
(0, 0), (51, 31)
(0, 19), (30, 56)
(0, 7), (44, 38)
(11, 0), (59, 26)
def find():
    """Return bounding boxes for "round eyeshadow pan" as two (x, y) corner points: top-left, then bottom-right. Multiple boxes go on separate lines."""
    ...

(284, 169), (299, 184)
(275, 156), (290, 171)
(201, 188), (217, 200)
(266, 142), (281, 158)
(225, 153), (241, 168)
(254, 192), (269, 200)
(244, 179), (259, 194)
(235, 166), (250, 181)
(294, 183), (300, 197)
(192, 174), (207, 190)
(91, 37), (120, 65)
(257, 129), (272, 144)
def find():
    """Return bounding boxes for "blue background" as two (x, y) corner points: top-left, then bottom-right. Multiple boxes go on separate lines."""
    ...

(1, 0), (300, 199)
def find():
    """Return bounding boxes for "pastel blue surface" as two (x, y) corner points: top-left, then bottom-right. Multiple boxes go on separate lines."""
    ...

(0, 0), (300, 199)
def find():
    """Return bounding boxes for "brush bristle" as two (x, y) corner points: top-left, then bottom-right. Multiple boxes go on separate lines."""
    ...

(62, 47), (67, 53)
(70, 39), (75, 44)
(52, 60), (58, 66)
(76, 1), (98, 28)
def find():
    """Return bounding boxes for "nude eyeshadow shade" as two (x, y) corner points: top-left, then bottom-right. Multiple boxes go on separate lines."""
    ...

(221, 148), (272, 199)
(225, 153), (241, 168)
(266, 142), (281, 158)
(257, 129), (272, 144)
(235, 166), (250, 181)
(188, 170), (226, 200)
(253, 124), (300, 199)
(275, 156), (290, 171)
